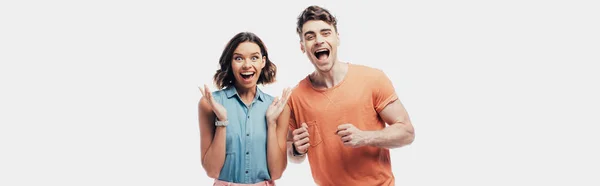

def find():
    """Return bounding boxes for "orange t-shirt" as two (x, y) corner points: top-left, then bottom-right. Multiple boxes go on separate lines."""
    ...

(287, 63), (399, 186)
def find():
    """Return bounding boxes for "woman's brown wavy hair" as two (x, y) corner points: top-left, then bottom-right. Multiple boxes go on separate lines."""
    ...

(213, 32), (277, 89)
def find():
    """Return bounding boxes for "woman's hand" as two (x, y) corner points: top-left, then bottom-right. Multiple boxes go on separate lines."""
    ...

(266, 87), (292, 126)
(199, 84), (227, 121)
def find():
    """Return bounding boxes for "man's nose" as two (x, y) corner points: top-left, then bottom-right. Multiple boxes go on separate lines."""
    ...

(315, 35), (325, 45)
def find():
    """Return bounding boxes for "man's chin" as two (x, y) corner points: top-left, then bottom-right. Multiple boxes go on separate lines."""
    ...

(319, 58), (335, 67)
(315, 63), (334, 73)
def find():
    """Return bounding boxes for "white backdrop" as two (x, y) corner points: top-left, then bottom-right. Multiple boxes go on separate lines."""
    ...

(1, 0), (599, 185)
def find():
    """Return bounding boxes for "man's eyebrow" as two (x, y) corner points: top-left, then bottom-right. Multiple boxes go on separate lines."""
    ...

(304, 29), (332, 37)
(304, 31), (315, 36)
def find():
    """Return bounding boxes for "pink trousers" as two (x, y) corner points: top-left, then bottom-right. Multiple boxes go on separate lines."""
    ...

(213, 179), (275, 186)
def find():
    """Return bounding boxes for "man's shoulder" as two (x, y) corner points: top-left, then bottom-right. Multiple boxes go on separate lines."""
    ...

(286, 77), (313, 109)
(289, 76), (311, 95)
(349, 63), (386, 80)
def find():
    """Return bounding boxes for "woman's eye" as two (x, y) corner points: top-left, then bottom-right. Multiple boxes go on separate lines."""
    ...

(251, 56), (258, 61)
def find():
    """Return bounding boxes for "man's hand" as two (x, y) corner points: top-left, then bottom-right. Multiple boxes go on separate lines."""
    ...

(336, 124), (368, 147)
(292, 123), (310, 155)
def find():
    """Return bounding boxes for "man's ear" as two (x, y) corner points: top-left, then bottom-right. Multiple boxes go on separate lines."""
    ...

(300, 42), (305, 53)
(337, 32), (341, 46)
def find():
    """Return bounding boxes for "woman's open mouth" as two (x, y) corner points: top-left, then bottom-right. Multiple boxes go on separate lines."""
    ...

(241, 72), (255, 80)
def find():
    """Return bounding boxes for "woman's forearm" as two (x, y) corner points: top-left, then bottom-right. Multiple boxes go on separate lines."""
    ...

(266, 122), (287, 180)
(201, 127), (227, 178)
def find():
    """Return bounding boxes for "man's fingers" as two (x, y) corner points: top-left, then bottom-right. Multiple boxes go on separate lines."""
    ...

(337, 124), (351, 131)
(294, 137), (309, 147)
(292, 128), (302, 135)
(296, 143), (310, 153)
(341, 135), (352, 142)
(293, 131), (309, 141)
(301, 122), (308, 129)
(292, 127), (308, 136)
(336, 130), (351, 137)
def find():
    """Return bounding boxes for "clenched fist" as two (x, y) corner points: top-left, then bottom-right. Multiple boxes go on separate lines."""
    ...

(336, 123), (367, 147)
(292, 123), (310, 155)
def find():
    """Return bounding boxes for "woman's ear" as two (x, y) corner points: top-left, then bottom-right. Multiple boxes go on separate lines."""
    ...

(261, 56), (267, 69)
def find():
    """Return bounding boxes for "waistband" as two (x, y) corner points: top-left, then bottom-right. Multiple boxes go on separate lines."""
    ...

(213, 179), (275, 186)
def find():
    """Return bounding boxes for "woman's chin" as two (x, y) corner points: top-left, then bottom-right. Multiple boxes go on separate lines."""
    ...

(235, 81), (257, 89)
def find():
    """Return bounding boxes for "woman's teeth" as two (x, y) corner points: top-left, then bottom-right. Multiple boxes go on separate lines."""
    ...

(241, 72), (254, 79)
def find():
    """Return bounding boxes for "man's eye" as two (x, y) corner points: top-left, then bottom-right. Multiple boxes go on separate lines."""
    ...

(323, 32), (330, 36)
(306, 35), (314, 40)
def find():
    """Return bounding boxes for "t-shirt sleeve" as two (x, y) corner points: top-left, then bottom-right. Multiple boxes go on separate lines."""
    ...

(287, 99), (297, 130)
(373, 70), (398, 113)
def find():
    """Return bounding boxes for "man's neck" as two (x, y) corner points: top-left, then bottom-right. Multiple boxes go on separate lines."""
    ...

(310, 61), (348, 89)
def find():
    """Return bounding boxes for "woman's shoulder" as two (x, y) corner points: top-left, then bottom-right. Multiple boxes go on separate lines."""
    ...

(260, 90), (275, 103)
(211, 88), (227, 98)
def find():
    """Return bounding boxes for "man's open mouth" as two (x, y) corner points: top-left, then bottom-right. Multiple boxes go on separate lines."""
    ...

(314, 48), (330, 61)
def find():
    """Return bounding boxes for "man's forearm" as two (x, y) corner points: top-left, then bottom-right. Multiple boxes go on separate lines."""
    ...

(363, 123), (415, 149)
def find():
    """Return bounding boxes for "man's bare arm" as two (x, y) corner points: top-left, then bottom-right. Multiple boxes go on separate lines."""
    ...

(337, 100), (415, 149)
(363, 100), (415, 149)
